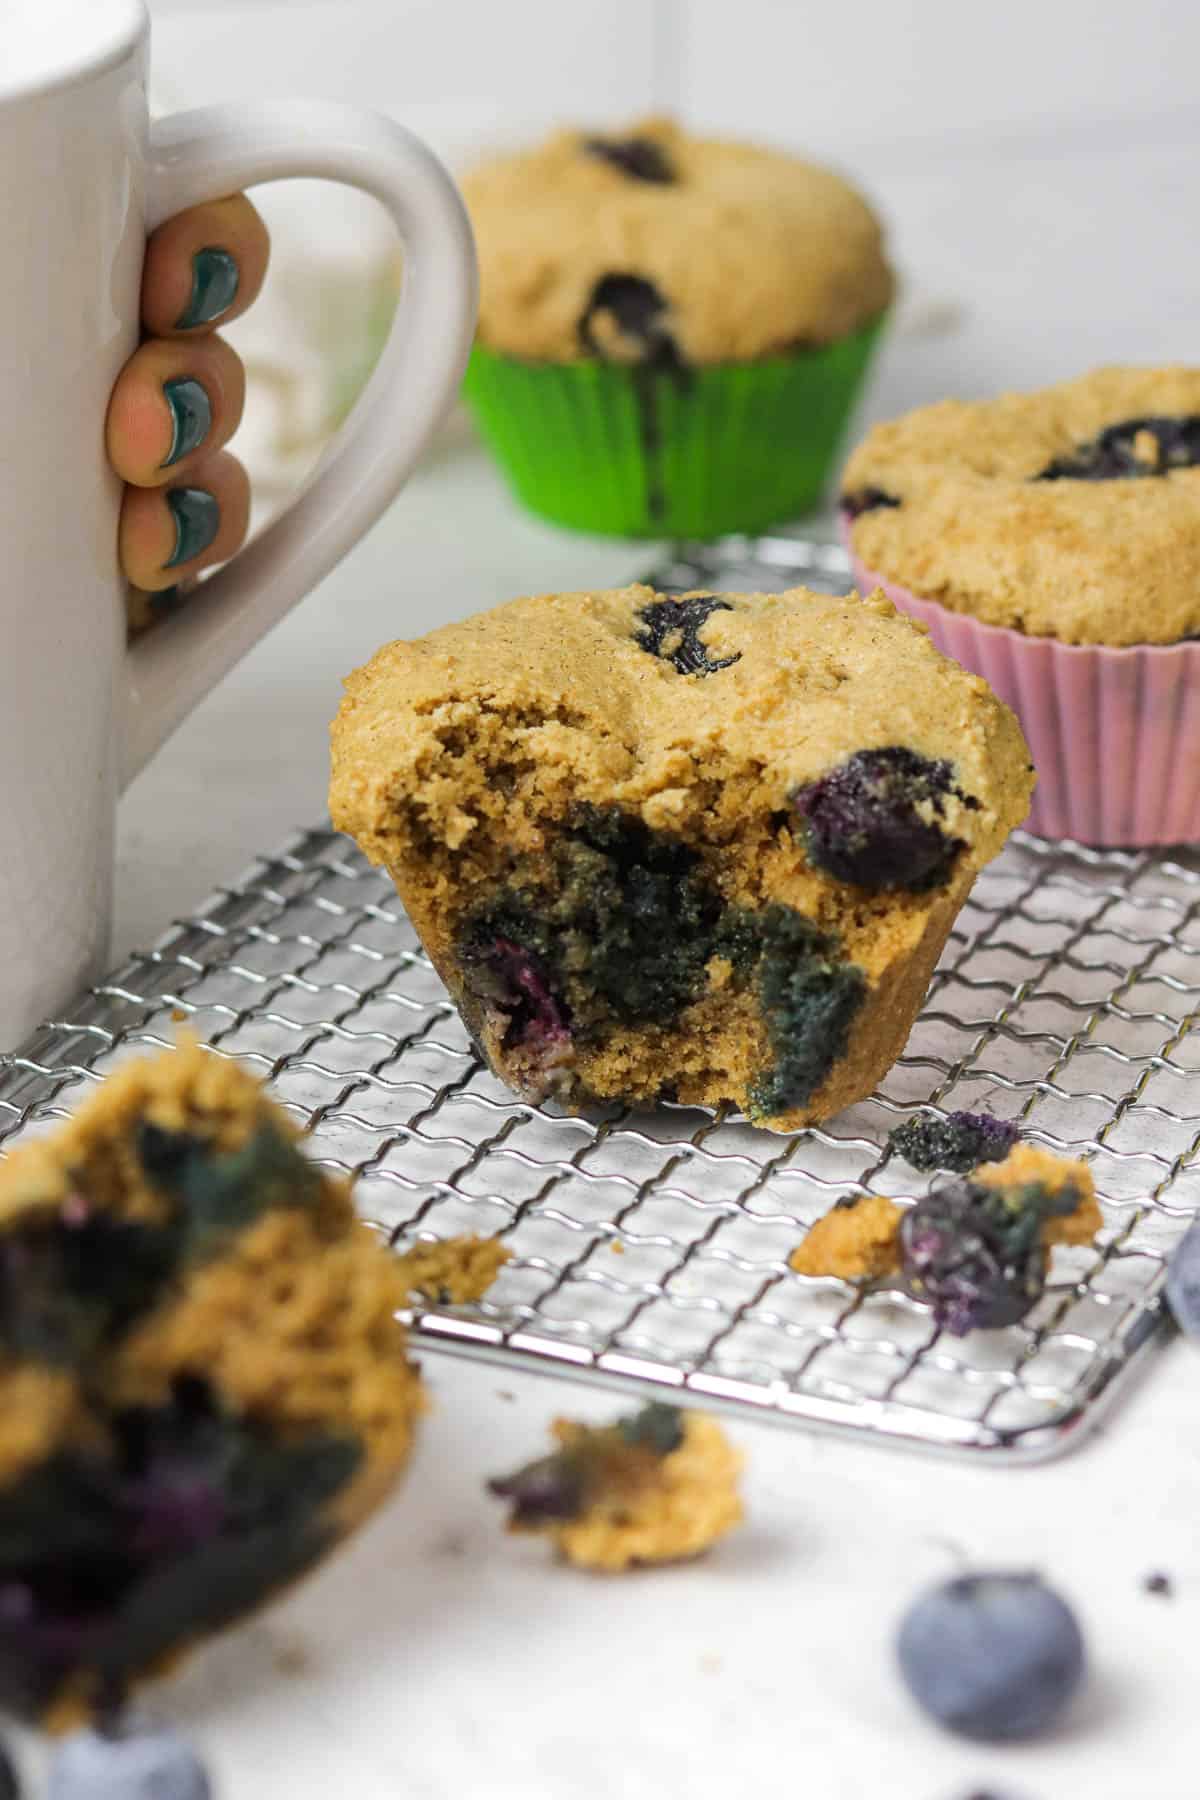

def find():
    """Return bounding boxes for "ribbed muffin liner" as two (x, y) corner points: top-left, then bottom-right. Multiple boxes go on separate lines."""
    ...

(846, 546), (1200, 847)
(463, 319), (885, 540)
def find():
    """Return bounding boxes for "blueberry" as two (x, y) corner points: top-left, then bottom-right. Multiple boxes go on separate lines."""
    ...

(577, 273), (684, 372)
(1165, 1217), (1200, 1336)
(899, 1175), (1058, 1334)
(634, 595), (741, 677)
(794, 746), (976, 892)
(461, 935), (571, 1055)
(487, 1452), (587, 1525)
(583, 135), (675, 184)
(1036, 413), (1200, 481)
(838, 485), (901, 519)
(897, 1571), (1085, 1741)
(615, 1401), (685, 1456)
(889, 1111), (1020, 1174)
(48, 1722), (211, 1800)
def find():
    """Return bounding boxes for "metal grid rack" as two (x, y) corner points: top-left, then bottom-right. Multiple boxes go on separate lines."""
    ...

(0, 538), (1196, 1464)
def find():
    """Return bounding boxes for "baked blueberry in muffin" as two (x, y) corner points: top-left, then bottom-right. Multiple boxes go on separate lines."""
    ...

(330, 584), (1032, 1130)
(0, 1041), (421, 1725)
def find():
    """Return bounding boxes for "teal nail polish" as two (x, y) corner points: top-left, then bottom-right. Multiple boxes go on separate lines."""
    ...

(165, 487), (219, 568)
(160, 376), (212, 468)
(175, 247), (239, 329)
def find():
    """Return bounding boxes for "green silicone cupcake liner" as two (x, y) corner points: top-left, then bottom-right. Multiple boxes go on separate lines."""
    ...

(462, 317), (885, 540)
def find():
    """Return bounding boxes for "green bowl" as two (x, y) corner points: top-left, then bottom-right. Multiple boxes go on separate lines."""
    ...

(462, 317), (886, 539)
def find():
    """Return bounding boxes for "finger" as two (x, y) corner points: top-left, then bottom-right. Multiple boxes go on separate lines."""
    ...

(141, 194), (271, 338)
(106, 333), (246, 488)
(119, 450), (251, 590)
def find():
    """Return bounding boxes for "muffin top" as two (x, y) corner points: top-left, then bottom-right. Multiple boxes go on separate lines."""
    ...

(841, 366), (1200, 645)
(330, 583), (1032, 879)
(461, 117), (893, 364)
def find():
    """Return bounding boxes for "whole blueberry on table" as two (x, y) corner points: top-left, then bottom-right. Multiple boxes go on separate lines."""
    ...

(897, 1571), (1085, 1740)
(1165, 1216), (1200, 1336)
(48, 1722), (210, 1800)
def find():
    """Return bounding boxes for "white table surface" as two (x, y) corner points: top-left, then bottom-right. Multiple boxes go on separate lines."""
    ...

(40, 358), (1200, 1796)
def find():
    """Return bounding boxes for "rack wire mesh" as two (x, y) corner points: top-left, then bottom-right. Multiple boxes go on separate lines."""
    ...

(0, 536), (1196, 1463)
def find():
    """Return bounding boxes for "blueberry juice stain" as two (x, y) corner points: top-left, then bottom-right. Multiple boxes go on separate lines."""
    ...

(578, 274), (691, 525)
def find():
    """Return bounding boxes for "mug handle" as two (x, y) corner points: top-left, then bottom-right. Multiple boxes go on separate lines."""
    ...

(121, 100), (478, 786)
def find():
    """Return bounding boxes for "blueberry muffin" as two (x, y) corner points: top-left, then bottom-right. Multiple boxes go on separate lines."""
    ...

(790, 1146), (1102, 1334)
(488, 1402), (742, 1571)
(0, 1040), (422, 1725)
(460, 117), (893, 536)
(840, 366), (1200, 844)
(329, 583), (1033, 1131)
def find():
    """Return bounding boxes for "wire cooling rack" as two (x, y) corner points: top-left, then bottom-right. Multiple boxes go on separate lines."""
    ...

(0, 537), (1196, 1465)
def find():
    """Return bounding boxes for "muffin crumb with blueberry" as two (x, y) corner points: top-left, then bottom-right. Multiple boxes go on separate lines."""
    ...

(487, 1402), (742, 1571)
(330, 584), (1032, 1131)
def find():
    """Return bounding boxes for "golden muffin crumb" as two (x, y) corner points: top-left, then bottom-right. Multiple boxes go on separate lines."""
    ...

(789, 1193), (904, 1279)
(393, 1233), (512, 1304)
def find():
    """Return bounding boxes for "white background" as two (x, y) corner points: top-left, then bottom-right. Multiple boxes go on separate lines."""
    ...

(95, 5), (1200, 1797)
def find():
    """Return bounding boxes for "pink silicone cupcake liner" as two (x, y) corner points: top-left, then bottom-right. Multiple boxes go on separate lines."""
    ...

(845, 545), (1200, 848)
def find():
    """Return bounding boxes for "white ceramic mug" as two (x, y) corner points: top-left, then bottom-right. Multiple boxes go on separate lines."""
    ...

(0, 0), (477, 1049)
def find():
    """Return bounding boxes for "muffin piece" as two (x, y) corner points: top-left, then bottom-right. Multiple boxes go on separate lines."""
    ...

(790, 1147), (1101, 1332)
(900, 1146), (1101, 1334)
(460, 117), (892, 536)
(789, 1193), (903, 1281)
(392, 1233), (511, 1306)
(487, 1402), (742, 1571)
(0, 1041), (421, 1725)
(330, 584), (1033, 1132)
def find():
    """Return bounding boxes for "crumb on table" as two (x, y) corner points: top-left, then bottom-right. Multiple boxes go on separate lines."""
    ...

(488, 1402), (743, 1572)
(393, 1233), (512, 1305)
(789, 1193), (903, 1280)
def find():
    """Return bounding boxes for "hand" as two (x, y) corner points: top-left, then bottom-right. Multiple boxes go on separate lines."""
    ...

(107, 195), (270, 602)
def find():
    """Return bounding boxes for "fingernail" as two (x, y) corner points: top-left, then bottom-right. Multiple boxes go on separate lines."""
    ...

(160, 376), (212, 468)
(175, 247), (239, 330)
(165, 487), (219, 568)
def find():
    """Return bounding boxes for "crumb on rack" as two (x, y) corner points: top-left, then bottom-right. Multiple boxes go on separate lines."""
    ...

(487, 1401), (743, 1571)
(393, 1233), (512, 1305)
(888, 1109), (1020, 1174)
(789, 1192), (903, 1280)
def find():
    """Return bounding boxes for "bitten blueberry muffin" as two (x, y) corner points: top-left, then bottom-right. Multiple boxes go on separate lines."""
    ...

(0, 1041), (422, 1726)
(329, 584), (1033, 1131)
(487, 1402), (742, 1571)
(459, 117), (893, 535)
(839, 368), (1200, 847)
